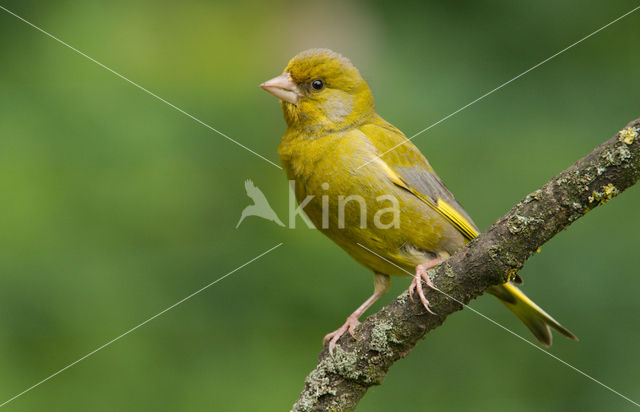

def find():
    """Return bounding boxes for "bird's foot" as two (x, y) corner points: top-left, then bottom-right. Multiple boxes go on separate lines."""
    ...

(323, 315), (360, 355)
(408, 259), (441, 315)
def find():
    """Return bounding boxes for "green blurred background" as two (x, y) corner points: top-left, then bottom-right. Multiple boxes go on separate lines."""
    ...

(1, 1), (639, 410)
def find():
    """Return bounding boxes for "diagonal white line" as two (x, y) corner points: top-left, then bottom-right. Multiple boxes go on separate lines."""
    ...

(356, 242), (640, 408)
(0, 4), (282, 170)
(0, 242), (284, 408)
(357, 4), (640, 170)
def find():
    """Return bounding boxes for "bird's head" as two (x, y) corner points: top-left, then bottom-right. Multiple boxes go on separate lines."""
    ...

(260, 49), (375, 135)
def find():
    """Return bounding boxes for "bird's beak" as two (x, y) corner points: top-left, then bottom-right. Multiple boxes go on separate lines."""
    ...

(260, 72), (301, 105)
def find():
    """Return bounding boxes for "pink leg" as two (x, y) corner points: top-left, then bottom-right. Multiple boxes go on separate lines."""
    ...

(408, 258), (442, 315)
(323, 273), (390, 355)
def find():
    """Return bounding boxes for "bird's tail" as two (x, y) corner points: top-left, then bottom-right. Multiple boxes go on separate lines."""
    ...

(487, 283), (577, 346)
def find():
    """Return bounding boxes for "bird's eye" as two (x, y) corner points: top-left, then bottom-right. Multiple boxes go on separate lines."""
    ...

(311, 79), (324, 90)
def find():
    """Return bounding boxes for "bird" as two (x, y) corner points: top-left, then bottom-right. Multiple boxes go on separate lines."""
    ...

(260, 48), (576, 354)
(236, 179), (284, 228)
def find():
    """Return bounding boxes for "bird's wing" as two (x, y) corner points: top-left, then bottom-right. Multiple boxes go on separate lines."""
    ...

(360, 121), (479, 241)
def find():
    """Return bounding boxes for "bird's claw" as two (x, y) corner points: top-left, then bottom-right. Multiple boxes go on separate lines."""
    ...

(323, 316), (361, 355)
(409, 262), (440, 315)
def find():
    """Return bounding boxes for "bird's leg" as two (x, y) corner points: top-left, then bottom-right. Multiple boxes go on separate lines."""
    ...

(408, 258), (442, 315)
(323, 273), (390, 355)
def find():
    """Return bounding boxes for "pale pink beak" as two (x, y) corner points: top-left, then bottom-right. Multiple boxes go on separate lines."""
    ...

(260, 72), (301, 105)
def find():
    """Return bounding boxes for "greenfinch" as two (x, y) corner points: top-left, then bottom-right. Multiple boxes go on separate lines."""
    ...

(261, 48), (576, 353)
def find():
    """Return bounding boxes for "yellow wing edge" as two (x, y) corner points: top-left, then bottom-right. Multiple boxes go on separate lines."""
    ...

(373, 157), (478, 241)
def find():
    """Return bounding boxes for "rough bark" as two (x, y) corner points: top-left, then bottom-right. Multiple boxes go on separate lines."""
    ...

(291, 118), (640, 412)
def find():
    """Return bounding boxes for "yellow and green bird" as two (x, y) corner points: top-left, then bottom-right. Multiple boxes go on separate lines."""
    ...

(261, 48), (577, 353)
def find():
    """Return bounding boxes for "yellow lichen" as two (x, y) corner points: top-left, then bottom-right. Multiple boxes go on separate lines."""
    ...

(618, 127), (638, 145)
(508, 268), (519, 282)
(589, 183), (619, 205)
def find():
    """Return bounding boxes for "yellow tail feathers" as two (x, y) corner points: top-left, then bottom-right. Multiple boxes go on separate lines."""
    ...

(487, 283), (577, 346)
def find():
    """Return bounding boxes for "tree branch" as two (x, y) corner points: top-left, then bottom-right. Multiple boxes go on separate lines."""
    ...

(291, 118), (640, 412)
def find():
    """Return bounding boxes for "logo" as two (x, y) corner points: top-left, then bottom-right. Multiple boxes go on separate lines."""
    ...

(236, 180), (401, 230)
(236, 180), (285, 228)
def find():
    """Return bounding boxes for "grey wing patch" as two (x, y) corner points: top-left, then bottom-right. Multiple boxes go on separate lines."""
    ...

(395, 165), (479, 232)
